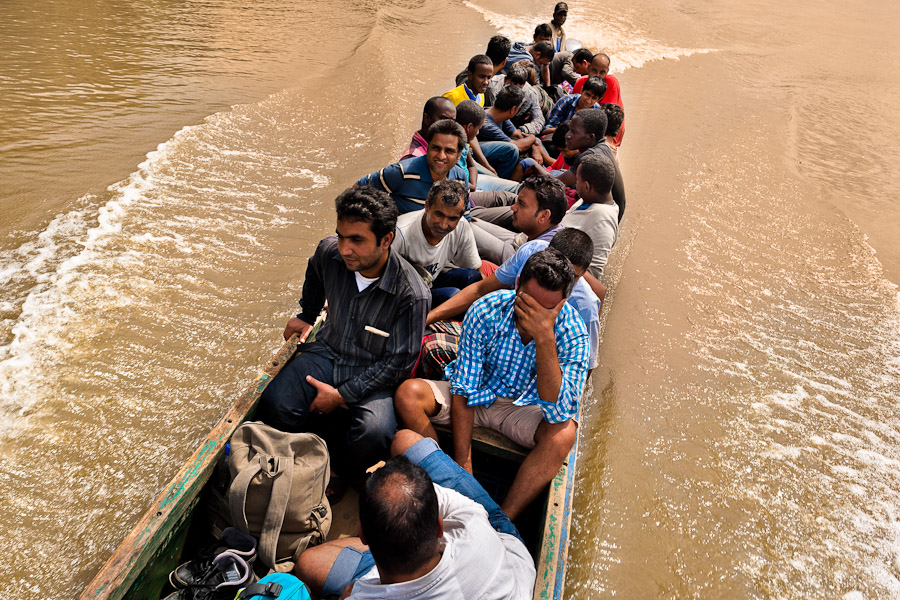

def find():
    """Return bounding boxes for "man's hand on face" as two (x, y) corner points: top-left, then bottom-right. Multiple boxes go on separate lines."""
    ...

(307, 376), (346, 414)
(514, 292), (566, 342)
(284, 317), (313, 342)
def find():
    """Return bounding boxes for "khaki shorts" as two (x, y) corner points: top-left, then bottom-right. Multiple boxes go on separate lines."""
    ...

(424, 379), (543, 449)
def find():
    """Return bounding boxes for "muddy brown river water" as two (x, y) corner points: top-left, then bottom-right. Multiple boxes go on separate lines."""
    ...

(2, 0), (899, 597)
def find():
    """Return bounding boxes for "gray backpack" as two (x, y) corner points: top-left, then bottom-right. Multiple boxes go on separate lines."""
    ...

(227, 421), (331, 569)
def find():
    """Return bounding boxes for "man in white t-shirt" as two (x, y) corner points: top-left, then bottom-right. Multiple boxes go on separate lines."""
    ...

(394, 178), (482, 306)
(560, 153), (619, 279)
(295, 430), (536, 599)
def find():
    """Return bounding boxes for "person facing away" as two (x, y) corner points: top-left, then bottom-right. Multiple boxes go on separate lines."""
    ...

(427, 227), (604, 371)
(394, 249), (590, 521)
(528, 108), (627, 221)
(356, 119), (469, 214)
(294, 431), (536, 600)
(393, 179), (482, 307)
(600, 102), (624, 160)
(550, 1), (569, 53)
(400, 96), (456, 161)
(480, 84), (554, 168)
(470, 174), (567, 264)
(444, 54), (494, 107)
(455, 35), (512, 87)
(560, 154), (620, 279)
(256, 186), (430, 479)
(505, 62), (546, 136)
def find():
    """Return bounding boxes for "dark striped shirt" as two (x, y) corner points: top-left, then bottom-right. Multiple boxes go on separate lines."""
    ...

(297, 236), (431, 404)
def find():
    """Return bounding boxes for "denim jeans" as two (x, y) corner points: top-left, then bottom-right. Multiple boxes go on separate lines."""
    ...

(478, 141), (520, 179)
(431, 268), (482, 306)
(257, 342), (397, 477)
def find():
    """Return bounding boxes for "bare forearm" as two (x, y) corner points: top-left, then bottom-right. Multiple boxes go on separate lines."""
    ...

(512, 135), (536, 152)
(450, 394), (475, 471)
(534, 333), (563, 403)
(427, 276), (503, 324)
(582, 272), (607, 304)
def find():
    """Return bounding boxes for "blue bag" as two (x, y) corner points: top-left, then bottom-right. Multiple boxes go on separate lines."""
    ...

(237, 572), (312, 600)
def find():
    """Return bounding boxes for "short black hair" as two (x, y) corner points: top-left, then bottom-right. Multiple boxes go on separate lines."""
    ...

(426, 178), (468, 209)
(534, 23), (552, 39)
(486, 35), (512, 66)
(576, 108), (608, 142)
(601, 103), (624, 136)
(423, 96), (454, 120)
(425, 118), (467, 151)
(493, 84), (525, 112)
(519, 248), (576, 298)
(506, 62), (529, 86)
(359, 456), (440, 575)
(467, 54), (494, 73)
(573, 48), (594, 63)
(533, 41), (555, 60)
(581, 76), (607, 99)
(455, 99), (486, 128)
(577, 154), (616, 194)
(522, 175), (567, 224)
(551, 122), (569, 150)
(549, 228), (593, 271)
(335, 186), (398, 242)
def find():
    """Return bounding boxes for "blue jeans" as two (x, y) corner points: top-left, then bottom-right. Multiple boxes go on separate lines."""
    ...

(431, 268), (482, 306)
(478, 141), (520, 179)
(476, 173), (520, 193)
(257, 342), (397, 477)
(321, 438), (522, 595)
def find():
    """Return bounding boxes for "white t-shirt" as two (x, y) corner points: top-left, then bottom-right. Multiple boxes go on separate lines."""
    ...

(394, 210), (481, 286)
(560, 201), (619, 279)
(349, 484), (536, 600)
(354, 272), (379, 292)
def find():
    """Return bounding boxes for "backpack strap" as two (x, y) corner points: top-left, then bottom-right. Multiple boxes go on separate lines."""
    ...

(229, 454), (294, 567)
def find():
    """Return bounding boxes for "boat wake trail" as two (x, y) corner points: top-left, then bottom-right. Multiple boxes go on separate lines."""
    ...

(462, 1), (716, 71)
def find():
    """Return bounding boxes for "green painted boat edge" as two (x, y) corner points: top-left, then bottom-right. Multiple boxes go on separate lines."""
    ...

(78, 330), (308, 600)
(533, 403), (582, 600)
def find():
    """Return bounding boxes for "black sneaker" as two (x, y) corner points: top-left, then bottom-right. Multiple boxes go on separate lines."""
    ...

(163, 551), (257, 600)
(169, 528), (257, 589)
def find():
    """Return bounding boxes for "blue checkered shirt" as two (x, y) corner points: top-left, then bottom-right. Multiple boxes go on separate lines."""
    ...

(445, 289), (589, 423)
(545, 94), (600, 130)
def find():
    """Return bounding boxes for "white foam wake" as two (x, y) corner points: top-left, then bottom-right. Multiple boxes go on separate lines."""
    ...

(463, 1), (716, 73)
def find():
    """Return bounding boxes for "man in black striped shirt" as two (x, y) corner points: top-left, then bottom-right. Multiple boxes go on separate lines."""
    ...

(258, 186), (430, 479)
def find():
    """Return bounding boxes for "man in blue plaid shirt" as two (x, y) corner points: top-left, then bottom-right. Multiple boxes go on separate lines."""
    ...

(394, 249), (589, 520)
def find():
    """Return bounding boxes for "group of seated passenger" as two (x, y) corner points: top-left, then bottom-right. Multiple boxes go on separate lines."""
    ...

(254, 9), (627, 598)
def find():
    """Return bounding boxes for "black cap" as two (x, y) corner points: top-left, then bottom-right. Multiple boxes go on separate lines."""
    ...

(554, 2), (569, 13)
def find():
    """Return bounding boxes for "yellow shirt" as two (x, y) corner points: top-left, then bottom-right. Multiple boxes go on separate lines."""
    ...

(442, 83), (484, 107)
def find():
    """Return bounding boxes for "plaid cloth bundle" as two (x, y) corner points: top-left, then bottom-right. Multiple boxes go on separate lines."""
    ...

(416, 321), (463, 380)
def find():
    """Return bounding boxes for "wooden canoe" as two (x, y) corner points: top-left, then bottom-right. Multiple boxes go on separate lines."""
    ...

(78, 328), (581, 600)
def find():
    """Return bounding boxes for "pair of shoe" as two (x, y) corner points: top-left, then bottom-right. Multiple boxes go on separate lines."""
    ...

(164, 528), (258, 600)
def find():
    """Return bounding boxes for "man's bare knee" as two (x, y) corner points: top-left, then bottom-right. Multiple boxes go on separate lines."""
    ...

(391, 429), (424, 457)
(534, 420), (577, 456)
(394, 379), (435, 423)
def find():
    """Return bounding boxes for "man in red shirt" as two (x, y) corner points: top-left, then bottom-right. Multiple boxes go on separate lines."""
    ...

(573, 53), (625, 147)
